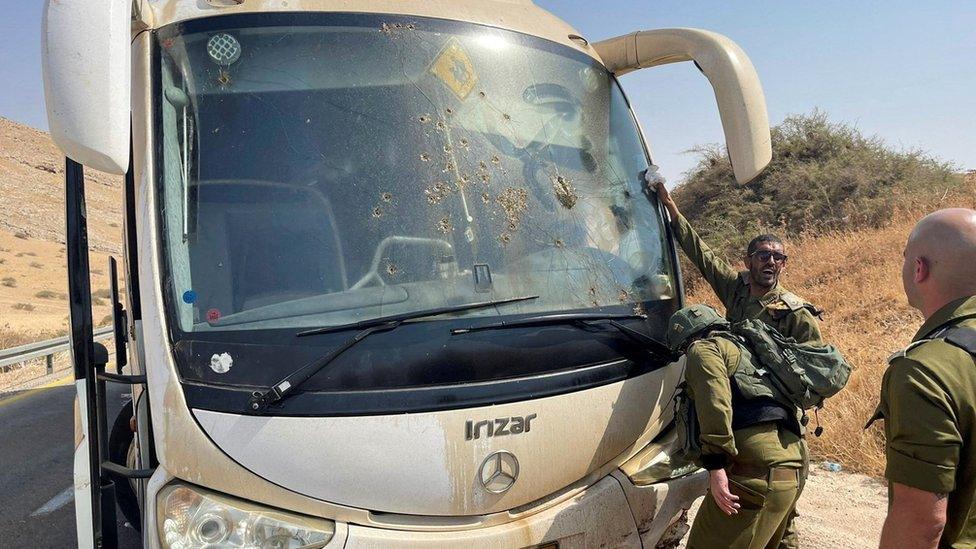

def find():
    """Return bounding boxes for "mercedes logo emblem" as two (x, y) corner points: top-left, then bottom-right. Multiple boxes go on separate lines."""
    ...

(479, 451), (520, 493)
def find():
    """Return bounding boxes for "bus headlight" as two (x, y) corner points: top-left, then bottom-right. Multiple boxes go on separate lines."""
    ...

(157, 482), (335, 548)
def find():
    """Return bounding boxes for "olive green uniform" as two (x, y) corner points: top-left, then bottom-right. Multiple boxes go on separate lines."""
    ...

(672, 213), (820, 548)
(870, 295), (976, 548)
(684, 337), (804, 549)
(671, 213), (823, 344)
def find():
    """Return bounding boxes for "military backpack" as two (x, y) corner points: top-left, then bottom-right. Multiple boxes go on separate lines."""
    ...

(723, 319), (852, 411)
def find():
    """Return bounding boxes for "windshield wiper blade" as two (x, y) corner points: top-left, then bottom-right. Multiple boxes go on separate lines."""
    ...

(248, 295), (539, 413)
(295, 295), (539, 337)
(451, 312), (676, 362)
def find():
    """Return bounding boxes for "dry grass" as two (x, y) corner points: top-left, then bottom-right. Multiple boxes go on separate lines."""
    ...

(687, 210), (945, 477)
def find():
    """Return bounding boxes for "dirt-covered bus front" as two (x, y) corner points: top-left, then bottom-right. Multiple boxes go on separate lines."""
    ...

(43, 1), (772, 547)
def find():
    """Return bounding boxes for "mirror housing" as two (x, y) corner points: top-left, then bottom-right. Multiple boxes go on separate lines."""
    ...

(594, 28), (772, 184)
(42, 0), (131, 175)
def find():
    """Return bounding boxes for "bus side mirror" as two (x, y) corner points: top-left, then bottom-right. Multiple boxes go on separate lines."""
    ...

(41, 0), (131, 175)
(594, 28), (772, 184)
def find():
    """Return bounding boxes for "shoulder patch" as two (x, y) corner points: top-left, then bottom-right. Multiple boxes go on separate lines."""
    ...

(778, 291), (805, 312)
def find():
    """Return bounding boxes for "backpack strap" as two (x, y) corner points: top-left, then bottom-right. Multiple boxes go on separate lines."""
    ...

(939, 327), (976, 356)
(887, 326), (976, 364)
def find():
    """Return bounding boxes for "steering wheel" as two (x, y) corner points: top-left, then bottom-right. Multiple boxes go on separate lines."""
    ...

(350, 236), (455, 290)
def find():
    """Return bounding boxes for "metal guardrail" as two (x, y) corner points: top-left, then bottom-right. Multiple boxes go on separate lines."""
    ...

(0, 326), (114, 374)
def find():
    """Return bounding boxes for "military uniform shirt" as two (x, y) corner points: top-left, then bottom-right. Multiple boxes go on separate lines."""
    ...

(875, 295), (976, 548)
(671, 213), (823, 344)
(685, 337), (804, 470)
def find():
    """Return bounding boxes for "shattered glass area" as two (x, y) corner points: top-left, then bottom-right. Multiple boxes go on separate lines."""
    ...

(157, 15), (675, 332)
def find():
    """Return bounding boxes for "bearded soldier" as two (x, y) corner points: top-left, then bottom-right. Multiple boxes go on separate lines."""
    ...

(653, 176), (821, 548)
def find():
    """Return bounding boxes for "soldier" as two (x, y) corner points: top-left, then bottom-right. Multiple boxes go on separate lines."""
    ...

(668, 304), (803, 549)
(654, 176), (820, 547)
(653, 178), (823, 344)
(873, 208), (976, 548)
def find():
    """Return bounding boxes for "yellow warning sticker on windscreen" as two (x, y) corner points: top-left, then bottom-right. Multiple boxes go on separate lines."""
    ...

(430, 37), (478, 100)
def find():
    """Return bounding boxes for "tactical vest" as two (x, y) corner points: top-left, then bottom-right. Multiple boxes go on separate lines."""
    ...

(715, 332), (798, 432)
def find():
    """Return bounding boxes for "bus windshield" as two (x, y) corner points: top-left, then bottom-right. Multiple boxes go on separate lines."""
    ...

(156, 13), (675, 333)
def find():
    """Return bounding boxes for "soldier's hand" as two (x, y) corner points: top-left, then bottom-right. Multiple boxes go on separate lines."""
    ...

(654, 179), (678, 220)
(708, 468), (740, 515)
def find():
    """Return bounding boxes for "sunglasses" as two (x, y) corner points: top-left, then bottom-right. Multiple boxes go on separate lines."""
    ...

(749, 250), (788, 264)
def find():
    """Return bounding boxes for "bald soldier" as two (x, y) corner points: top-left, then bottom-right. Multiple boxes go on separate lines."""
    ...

(872, 208), (976, 548)
(653, 178), (821, 548)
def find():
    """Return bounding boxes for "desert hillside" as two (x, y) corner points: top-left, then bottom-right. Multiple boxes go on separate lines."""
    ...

(0, 117), (123, 339)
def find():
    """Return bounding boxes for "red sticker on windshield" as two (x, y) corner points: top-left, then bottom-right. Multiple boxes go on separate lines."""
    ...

(206, 308), (221, 323)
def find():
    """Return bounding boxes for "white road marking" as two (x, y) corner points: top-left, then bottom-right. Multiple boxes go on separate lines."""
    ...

(30, 486), (74, 517)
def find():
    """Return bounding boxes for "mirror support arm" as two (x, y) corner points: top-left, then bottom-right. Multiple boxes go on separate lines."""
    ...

(593, 28), (772, 183)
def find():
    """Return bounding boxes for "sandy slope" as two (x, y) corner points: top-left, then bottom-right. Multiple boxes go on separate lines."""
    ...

(0, 117), (122, 334)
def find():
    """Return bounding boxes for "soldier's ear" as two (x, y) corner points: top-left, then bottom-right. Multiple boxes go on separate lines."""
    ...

(913, 256), (930, 284)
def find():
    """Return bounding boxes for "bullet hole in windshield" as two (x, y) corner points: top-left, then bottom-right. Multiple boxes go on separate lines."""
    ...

(479, 160), (488, 170)
(425, 181), (453, 205)
(385, 262), (399, 276)
(445, 108), (454, 116)
(617, 289), (630, 303)
(490, 155), (501, 165)
(499, 233), (511, 245)
(437, 217), (453, 234)
(554, 238), (564, 248)
(552, 175), (578, 209)
(502, 113), (511, 120)
(216, 70), (232, 88)
(481, 192), (491, 204)
(443, 145), (452, 153)
(588, 287), (597, 298)
(418, 114), (431, 124)
(479, 91), (486, 99)
(419, 153), (431, 162)
(497, 187), (528, 230)
(379, 22), (416, 37)
(480, 173), (490, 183)
(459, 138), (469, 148)
(633, 302), (647, 316)
(381, 192), (393, 203)
(444, 161), (455, 172)
(372, 206), (383, 218)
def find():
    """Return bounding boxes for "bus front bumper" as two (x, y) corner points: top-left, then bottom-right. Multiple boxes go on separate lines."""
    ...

(342, 470), (706, 548)
(146, 468), (706, 548)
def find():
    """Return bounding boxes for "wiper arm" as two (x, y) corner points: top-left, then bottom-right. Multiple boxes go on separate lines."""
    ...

(451, 312), (677, 362)
(248, 295), (539, 413)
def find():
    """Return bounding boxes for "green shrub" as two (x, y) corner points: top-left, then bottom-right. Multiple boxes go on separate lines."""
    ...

(672, 110), (967, 258)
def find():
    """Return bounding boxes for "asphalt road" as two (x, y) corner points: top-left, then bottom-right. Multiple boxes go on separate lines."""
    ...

(0, 379), (142, 548)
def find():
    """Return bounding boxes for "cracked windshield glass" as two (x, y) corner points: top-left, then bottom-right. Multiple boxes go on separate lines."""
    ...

(157, 15), (675, 332)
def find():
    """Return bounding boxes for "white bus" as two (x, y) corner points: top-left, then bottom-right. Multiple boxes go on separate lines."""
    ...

(42, 1), (771, 546)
